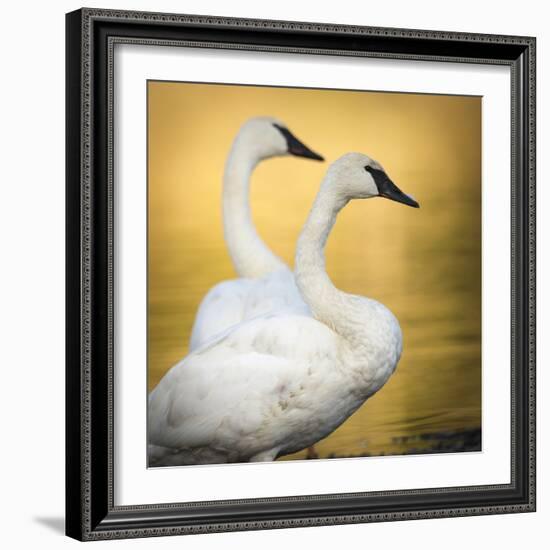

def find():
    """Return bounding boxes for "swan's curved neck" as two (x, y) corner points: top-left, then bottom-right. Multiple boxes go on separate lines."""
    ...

(295, 181), (376, 347)
(223, 142), (286, 279)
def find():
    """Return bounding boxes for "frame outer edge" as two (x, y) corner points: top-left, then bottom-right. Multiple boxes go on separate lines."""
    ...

(80, 6), (534, 44)
(65, 8), (85, 542)
(69, 7), (537, 540)
(527, 36), (536, 512)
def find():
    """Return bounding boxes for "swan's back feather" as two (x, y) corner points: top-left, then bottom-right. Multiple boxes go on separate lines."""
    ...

(189, 278), (253, 351)
(189, 268), (309, 351)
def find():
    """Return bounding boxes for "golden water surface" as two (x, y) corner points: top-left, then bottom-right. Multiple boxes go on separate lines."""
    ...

(148, 81), (481, 459)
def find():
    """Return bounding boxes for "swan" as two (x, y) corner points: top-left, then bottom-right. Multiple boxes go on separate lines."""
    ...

(188, 117), (323, 351)
(149, 153), (419, 466)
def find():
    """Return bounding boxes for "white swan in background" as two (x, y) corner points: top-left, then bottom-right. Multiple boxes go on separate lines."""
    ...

(149, 153), (419, 466)
(188, 117), (323, 351)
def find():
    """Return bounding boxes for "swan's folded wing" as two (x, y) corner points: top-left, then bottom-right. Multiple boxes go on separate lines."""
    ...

(148, 349), (294, 452)
(149, 314), (340, 453)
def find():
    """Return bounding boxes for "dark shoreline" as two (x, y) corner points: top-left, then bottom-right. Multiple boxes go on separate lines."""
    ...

(315, 427), (482, 460)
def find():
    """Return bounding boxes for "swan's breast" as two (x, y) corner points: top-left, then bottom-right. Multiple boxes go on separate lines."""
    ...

(335, 297), (403, 396)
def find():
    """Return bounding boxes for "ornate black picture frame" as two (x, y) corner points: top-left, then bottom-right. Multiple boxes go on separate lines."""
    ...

(66, 7), (536, 541)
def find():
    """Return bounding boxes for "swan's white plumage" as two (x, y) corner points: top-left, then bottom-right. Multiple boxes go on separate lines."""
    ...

(149, 153), (415, 466)
(189, 268), (309, 351)
(188, 117), (318, 351)
(149, 308), (399, 466)
(188, 278), (252, 352)
(151, 314), (339, 463)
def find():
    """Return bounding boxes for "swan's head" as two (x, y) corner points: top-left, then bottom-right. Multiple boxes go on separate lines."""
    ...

(327, 152), (419, 208)
(237, 117), (324, 162)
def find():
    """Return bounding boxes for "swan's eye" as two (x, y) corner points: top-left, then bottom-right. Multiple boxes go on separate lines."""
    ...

(364, 165), (373, 173)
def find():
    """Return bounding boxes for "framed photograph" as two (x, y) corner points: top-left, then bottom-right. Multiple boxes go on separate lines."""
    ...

(66, 8), (536, 541)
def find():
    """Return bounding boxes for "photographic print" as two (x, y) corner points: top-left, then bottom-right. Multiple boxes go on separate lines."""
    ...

(146, 81), (482, 467)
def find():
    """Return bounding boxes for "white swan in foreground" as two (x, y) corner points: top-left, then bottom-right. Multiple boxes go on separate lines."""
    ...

(189, 117), (323, 351)
(149, 153), (419, 466)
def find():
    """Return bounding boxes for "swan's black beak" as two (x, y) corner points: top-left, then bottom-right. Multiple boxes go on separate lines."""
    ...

(365, 166), (419, 208)
(273, 124), (324, 161)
